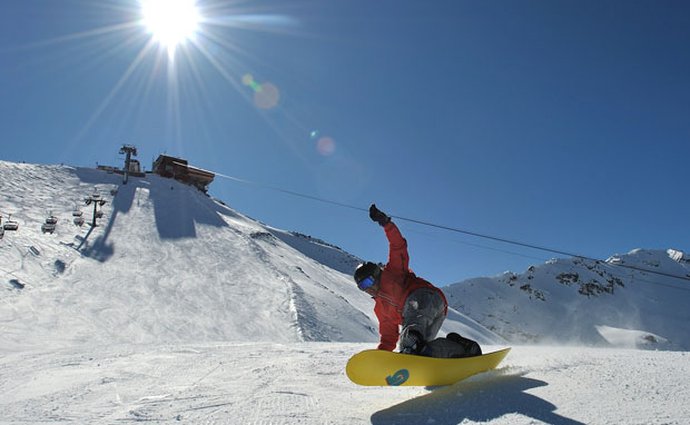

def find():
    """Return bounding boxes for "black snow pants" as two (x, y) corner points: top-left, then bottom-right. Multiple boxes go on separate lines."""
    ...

(399, 287), (479, 358)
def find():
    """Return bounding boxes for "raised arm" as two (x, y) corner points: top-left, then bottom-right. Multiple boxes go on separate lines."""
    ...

(384, 222), (409, 274)
(369, 204), (409, 274)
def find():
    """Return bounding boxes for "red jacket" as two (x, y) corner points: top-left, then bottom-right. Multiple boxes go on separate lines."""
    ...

(373, 222), (447, 351)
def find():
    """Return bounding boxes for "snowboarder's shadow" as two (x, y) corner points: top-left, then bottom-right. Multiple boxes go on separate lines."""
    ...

(371, 371), (585, 425)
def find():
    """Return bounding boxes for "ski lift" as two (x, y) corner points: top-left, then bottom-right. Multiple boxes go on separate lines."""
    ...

(72, 209), (83, 217)
(42, 214), (58, 233)
(0, 226), (4, 240)
(95, 210), (104, 219)
(84, 196), (106, 206)
(9, 279), (25, 289)
(3, 214), (19, 231)
(41, 222), (56, 234)
(73, 216), (85, 227)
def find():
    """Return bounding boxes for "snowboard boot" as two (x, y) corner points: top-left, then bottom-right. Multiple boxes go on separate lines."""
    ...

(446, 332), (482, 357)
(399, 328), (425, 355)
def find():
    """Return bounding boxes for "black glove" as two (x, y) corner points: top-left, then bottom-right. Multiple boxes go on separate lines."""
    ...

(369, 204), (391, 226)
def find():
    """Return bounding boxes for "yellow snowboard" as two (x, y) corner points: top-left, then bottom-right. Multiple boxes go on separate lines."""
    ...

(346, 347), (511, 386)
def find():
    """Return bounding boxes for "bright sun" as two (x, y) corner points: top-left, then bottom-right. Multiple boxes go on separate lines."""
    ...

(141, 0), (200, 53)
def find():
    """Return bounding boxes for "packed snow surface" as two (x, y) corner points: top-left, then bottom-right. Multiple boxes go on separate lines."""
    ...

(1, 343), (688, 424)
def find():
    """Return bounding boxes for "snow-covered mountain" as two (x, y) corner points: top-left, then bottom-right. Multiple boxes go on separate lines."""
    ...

(2, 160), (688, 425)
(445, 248), (690, 350)
(0, 160), (499, 351)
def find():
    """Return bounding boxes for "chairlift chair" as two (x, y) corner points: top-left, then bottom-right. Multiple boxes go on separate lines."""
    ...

(73, 216), (85, 227)
(72, 209), (83, 217)
(41, 223), (56, 234)
(45, 216), (58, 225)
(3, 217), (19, 231)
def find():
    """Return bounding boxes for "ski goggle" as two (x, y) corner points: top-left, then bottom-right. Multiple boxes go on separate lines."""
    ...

(357, 275), (376, 291)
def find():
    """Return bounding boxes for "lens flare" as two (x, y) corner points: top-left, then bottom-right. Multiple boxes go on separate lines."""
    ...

(316, 136), (336, 156)
(254, 82), (280, 109)
(242, 73), (262, 92)
(242, 74), (280, 109)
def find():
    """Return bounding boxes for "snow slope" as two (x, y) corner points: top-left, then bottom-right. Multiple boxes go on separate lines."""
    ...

(445, 249), (690, 350)
(0, 162), (367, 349)
(0, 161), (499, 351)
(0, 343), (687, 424)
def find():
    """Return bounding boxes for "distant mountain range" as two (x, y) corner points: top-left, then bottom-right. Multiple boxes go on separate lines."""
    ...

(444, 248), (690, 350)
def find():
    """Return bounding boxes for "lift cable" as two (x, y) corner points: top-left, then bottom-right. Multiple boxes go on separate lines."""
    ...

(214, 172), (690, 286)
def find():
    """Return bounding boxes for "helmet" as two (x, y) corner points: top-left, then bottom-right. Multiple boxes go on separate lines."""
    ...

(354, 262), (382, 289)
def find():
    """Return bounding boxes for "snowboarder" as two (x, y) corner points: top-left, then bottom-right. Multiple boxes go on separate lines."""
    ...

(354, 204), (481, 358)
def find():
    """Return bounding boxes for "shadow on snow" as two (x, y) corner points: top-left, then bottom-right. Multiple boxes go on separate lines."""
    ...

(148, 177), (230, 240)
(371, 372), (585, 425)
(73, 168), (233, 262)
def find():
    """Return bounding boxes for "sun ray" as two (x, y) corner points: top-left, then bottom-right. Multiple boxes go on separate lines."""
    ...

(72, 38), (158, 143)
(9, 0), (321, 160)
(1, 22), (141, 53)
(191, 40), (247, 98)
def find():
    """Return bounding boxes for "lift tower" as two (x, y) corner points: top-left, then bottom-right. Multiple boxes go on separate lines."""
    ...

(119, 144), (138, 184)
(84, 193), (107, 227)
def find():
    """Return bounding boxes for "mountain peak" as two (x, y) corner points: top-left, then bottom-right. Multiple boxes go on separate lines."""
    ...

(445, 248), (690, 350)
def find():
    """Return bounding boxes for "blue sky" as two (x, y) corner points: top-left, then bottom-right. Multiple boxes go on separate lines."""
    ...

(2, 0), (689, 286)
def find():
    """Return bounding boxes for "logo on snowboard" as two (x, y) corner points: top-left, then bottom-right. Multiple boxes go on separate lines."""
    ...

(385, 369), (410, 386)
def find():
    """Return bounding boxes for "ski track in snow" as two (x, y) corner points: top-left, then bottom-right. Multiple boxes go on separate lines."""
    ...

(0, 343), (688, 425)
